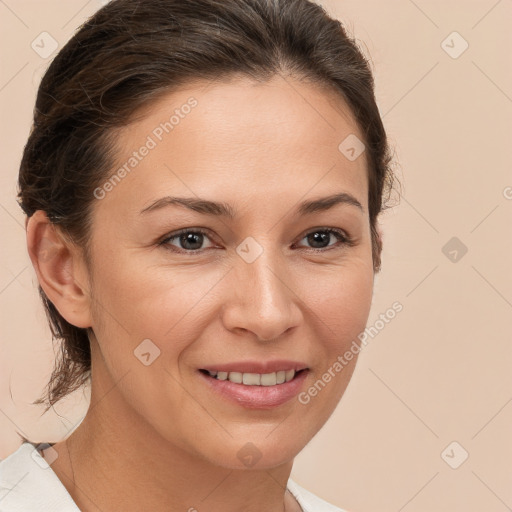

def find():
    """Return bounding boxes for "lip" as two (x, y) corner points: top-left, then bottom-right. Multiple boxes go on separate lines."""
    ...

(199, 360), (308, 374)
(198, 368), (309, 409)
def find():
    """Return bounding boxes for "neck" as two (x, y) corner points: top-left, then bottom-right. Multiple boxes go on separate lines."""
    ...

(47, 360), (300, 512)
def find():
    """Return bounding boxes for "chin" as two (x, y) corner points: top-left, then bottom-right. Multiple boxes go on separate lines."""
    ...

(202, 428), (315, 470)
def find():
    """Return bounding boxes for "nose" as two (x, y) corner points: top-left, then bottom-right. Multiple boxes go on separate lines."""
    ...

(221, 249), (303, 342)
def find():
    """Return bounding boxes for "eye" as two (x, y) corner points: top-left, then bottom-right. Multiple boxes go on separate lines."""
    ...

(158, 226), (354, 255)
(295, 227), (354, 252)
(159, 228), (216, 253)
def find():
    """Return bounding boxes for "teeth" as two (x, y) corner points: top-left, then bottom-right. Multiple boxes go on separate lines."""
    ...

(208, 369), (297, 385)
(229, 372), (243, 384)
(285, 369), (295, 382)
(260, 373), (277, 386)
(242, 373), (261, 385)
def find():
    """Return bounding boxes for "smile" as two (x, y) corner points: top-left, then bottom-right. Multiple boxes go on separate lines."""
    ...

(198, 367), (309, 409)
(200, 369), (302, 386)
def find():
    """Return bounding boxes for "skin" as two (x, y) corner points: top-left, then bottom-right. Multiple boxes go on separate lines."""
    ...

(27, 74), (381, 512)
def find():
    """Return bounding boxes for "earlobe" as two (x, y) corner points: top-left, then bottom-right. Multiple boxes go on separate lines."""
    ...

(26, 210), (92, 329)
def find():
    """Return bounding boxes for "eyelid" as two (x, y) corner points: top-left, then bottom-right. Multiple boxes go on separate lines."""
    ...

(158, 227), (216, 247)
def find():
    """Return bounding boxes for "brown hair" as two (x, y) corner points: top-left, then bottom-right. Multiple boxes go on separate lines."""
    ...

(17, 0), (399, 412)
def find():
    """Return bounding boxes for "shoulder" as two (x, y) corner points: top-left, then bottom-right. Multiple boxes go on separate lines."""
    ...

(0, 442), (80, 512)
(287, 477), (349, 512)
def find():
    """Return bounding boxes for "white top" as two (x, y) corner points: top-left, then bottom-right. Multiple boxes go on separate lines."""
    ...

(0, 442), (346, 512)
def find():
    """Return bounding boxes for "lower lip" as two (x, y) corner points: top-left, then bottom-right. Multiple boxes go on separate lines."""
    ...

(198, 370), (309, 409)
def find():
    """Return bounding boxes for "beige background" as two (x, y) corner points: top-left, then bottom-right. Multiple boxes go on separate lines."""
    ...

(1, 1), (511, 511)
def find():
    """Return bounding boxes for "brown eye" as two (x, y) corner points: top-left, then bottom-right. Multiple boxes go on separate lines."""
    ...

(160, 229), (215, 253)
(296, 228), (353, 251)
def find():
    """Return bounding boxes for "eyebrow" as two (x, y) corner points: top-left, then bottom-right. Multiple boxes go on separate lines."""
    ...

(139, 192), (364, 218)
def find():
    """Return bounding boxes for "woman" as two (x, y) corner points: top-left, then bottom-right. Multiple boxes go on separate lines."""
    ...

(0, 0), (397, 510)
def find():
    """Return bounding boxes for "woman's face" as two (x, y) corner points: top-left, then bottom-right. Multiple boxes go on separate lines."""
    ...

(83, 75), (375, 469)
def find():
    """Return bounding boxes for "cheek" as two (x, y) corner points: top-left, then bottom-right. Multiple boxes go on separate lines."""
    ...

(86, 256), (219, 436)
(292, 261), (373, 430)
(301, 257), (374, 344)
(326, 276), (373, 344)
(299, 259), (372, 386)
(89, 251), (224, 354)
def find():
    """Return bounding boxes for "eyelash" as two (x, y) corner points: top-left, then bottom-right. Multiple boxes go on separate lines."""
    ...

(158, 227), (355, 254)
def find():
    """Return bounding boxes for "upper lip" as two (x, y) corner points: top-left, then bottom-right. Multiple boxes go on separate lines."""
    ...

(200, 360), (309, 374)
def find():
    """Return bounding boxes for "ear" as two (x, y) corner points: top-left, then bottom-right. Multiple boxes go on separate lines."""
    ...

(26, 210), (92, 329)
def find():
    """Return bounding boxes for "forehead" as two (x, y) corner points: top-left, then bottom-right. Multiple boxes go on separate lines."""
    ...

(100, 75), (369, 216)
